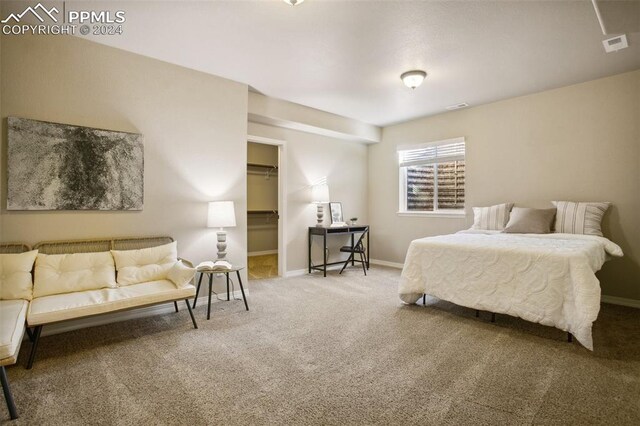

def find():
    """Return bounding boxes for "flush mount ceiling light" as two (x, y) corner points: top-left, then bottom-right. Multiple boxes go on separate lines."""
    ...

(284, 0), (304, 5)
(401, 70), (427, 89)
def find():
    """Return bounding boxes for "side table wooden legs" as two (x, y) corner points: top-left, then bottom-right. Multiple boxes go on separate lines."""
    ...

(193, 270), (249, 320)
(236, 270), (249, 311)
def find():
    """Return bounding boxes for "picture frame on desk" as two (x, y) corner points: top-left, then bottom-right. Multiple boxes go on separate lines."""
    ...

(329, 202), (346, 227)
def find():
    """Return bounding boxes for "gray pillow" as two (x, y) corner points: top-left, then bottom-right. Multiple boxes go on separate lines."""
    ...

(503, 207), (556, 234)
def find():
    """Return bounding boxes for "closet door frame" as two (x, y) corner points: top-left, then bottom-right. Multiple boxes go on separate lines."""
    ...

(247, 135), (287, 277)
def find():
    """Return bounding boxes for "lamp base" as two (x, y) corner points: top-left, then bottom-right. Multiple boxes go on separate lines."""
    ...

(316, 204), (324, 227)
(216, 230), (228, 260)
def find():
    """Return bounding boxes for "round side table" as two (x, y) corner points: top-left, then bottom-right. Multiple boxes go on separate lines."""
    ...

(192, 266), (248, 320)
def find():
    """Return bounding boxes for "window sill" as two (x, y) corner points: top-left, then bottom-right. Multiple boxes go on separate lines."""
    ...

(397, 211), (466, 219)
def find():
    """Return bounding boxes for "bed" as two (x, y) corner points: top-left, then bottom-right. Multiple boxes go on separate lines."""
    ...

(398, 230), (623, 350)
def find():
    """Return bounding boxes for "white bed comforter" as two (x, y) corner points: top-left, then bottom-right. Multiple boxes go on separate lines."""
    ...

(399, 231), (623, 350)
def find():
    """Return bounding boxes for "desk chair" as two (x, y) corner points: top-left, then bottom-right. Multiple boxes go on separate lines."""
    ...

(339, 227), (369, 276)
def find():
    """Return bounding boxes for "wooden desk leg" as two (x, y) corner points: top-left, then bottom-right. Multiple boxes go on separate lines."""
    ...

(308, 232), (312, 274)
(207, 273), (213, 320)
(351, 233), (355, 266)
(226, 273), (230, 301)
(236, 270), (249, 311)
(193, 273), (203, 308)
(323, 233), (327, 277)
(366, 229), (370, 269)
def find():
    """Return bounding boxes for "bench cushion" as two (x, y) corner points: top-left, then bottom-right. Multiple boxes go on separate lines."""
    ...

(0, 250), (38, 301)
(0, 300), (28, 365)
(167, 261), (196, 288)
(28, 280), (195, 325)
(111, 242), (177, 286)
(34, 251), (117, 298)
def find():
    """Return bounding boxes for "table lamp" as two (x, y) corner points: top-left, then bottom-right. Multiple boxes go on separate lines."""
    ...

(311, 184), (330, 227)
(207, 201), (236, 267)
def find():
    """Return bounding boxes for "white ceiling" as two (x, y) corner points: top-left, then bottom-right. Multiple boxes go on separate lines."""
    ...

(79, 0), (640, 126)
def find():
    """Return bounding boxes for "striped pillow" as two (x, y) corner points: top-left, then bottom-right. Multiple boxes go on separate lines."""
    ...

(471, 203), (514, 231)
(553, 201), (610, 237)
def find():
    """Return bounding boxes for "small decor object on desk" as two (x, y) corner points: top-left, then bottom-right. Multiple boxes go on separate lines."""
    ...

(329, 202), (347, 227)
(350, 217), (358, 225)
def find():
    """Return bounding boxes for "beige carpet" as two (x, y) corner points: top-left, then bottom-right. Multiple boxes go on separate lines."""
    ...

(3, 267), (639, 425)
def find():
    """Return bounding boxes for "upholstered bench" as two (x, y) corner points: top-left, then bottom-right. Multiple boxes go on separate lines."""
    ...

(25, 236), (198, 369)
(1, 243), (37, 420)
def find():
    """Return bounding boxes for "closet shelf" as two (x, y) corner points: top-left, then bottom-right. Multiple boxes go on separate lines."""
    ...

(248, 209), (278, 215)
(247, 163), (278, 170)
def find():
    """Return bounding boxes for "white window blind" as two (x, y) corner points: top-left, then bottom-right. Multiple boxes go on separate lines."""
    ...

(398, 138), (465, 167)
(398, 137), (465, 213)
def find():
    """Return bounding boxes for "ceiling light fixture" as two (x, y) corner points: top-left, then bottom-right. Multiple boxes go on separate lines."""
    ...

(446, 102), (469, 111)
(284, 0), (304, 5)
(401, 70), (427, 89)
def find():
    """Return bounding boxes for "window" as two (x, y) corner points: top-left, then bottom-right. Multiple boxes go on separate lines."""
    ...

(398, 137), (465, 214)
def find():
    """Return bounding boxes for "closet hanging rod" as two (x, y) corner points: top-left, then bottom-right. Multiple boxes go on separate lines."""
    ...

(247, 210), (278, 215)
(247, 163), (278, 170)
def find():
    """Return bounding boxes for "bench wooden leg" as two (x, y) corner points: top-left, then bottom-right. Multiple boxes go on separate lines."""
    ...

(173, 301), (179, 313)
(26, 326), (43, 370)
(0, 366), (18, 420)
(185, 299), (198, 329)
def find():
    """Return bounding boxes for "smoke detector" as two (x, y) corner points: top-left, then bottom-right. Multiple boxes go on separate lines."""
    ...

(603, 34), (628, 53)
(446, 103), (469, 111)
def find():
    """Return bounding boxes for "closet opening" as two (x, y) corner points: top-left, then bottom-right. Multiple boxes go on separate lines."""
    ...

(247, 137), (286, 279)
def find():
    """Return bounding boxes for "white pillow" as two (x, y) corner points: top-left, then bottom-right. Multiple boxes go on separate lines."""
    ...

(34, 251), (117, 298)
(167, 261), (196, 289)
(111, 241), (178, 286)
(553, 201), (610, 237)
(471, 203), (514, 231)
(0, 250), (38, 301)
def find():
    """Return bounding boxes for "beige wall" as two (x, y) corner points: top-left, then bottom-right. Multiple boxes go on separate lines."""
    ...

(247, 142), (278, 253)
(248, 122), (368, 272)
(369, 70), (640, 300)
(0, 32), (2, 241)
(248, 92), (381, 143)
(1, 35), (249, 286)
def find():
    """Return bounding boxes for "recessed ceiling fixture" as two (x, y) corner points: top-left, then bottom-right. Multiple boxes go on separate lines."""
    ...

(401, 70), (427, 89)
(284, 0), (304, 5)
(446, 102), (469, 111)
(602, 34), (628, 53)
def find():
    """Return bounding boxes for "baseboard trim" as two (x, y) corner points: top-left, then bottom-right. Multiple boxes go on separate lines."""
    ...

(369, 259), (404, 269)
(285, 269), (307, 277)
(248, 250), (278, 257)
(601, 295), (640, 309)
(33, 290), (246, 338)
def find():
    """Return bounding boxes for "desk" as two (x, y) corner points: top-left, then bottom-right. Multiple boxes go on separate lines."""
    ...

(192, 266), (249, 320)
(308, 225), (369, 277)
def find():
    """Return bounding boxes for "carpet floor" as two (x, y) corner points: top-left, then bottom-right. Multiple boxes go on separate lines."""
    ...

(2, 266), (639, 425)
(248, 254), (278, 280)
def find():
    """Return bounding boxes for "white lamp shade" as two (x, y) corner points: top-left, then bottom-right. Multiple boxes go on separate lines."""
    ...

(207, 201), (236, 228)
(311, 184), (330, 203)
